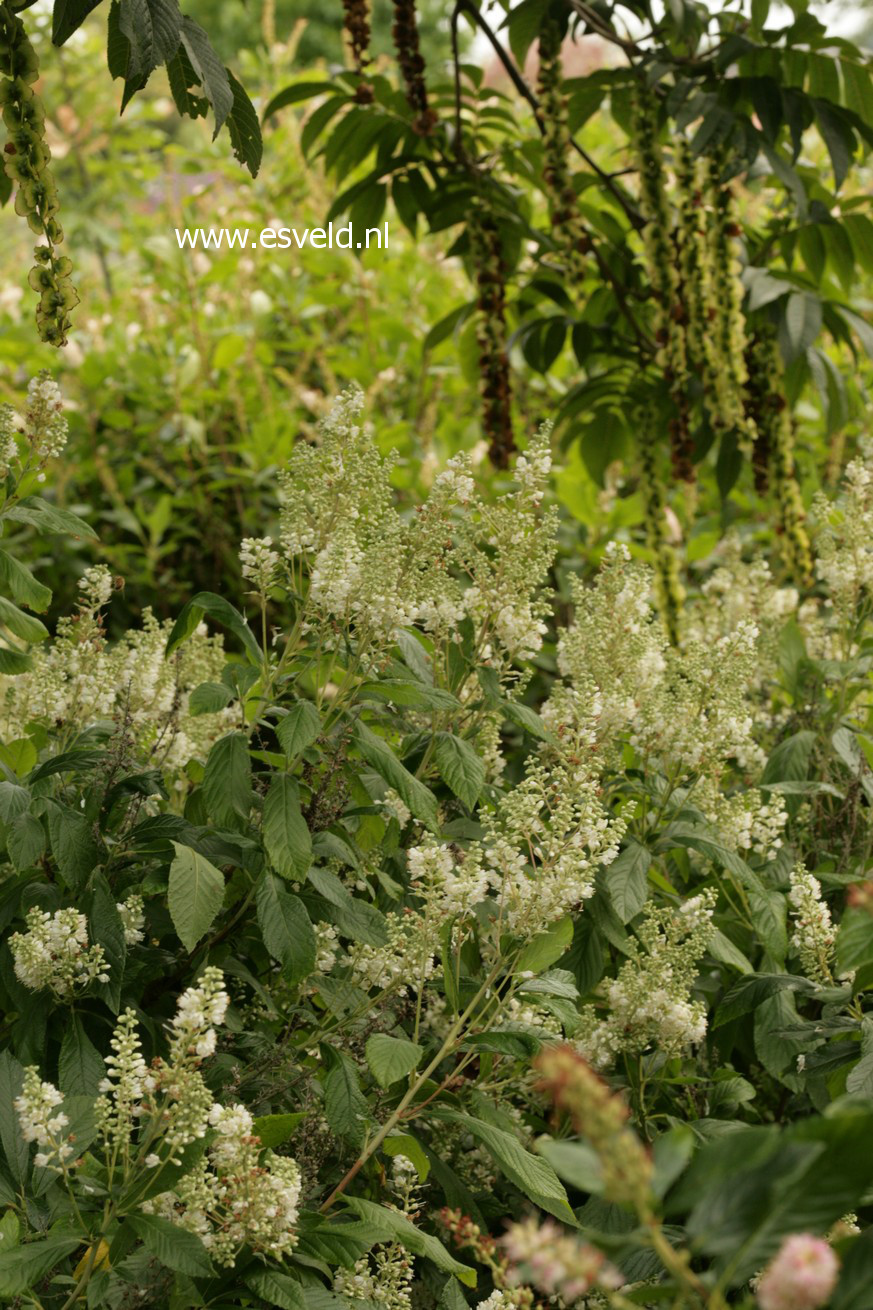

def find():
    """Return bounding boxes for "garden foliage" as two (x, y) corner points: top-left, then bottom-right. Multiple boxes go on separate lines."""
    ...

(0, 1), (873, 1308)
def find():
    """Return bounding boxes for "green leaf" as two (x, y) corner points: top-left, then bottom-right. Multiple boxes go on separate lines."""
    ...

(323, 1048), (368, 1146)
(0, 1238), (80, 1296)
(188, 681), (233, 715)
(8, 812), (45, 869)
(0, 1051), (29, 1184)
(307, 866), (388, 947)
(0, 549), (51, 611)
(202, 731), (252, 828)
(749, 889), (788, 963)
(0, 781), (28, 822)
(516, 915), (573, 975)
(604, 840), (651, 923)
(252, 1112), (306, 1149)
(226, 70), (263, 176)
(167, 842), (225, 952)
(245, 1270), (307, 1310)
(59, 1013), (105, 1096)
(714, 973), (818, 1028)
(52, 0), (104, 44)
(118, 0), (182, 81)
(90, 874), (127, 1011)
(436, 1112), (575, 1223)
(360, 681), (461, 712)
(365, 1033), (424, 1089)
(353, 721), (439, 832)
(4, 496), (98, 540)
(256, 873), (316, 983)
(0, 596), (48, 644)
(261, 81), (335, 119)
(179, 16), (233, 133)
(708, 929), (754, 974)
(832, 1227), (873, 1310)
(342, 1198), (476, 1286)
(836, 909), (873, 975)
(47, 803), (101, 891)
(165, 590), (260, 663)
(383, 1133), (430, 1181)
(434, 733), (485, 810)
(263, 775), (311, 879)
(126, 1212), (213, 1276)
(538, 1137), (603, 1193)
(276, 700), (322, 759)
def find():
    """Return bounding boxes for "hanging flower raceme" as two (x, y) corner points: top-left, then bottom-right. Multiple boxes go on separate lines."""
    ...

(391, 0), (436, 135)
(10, 907), (109, 998)
(536, 20), (589, 290)
(468, 204), (516, 468)
(342, 0), (373, 102)
(0, 3), (77, 345)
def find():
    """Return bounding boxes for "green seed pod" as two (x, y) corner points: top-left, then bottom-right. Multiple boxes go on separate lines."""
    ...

(469, 204), (516, 469)
(636, 404), (684, 644)
(536, 19), (589, 290)
(0, 1), (77, 347)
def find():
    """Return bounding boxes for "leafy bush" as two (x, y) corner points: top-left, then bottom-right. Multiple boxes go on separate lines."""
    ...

(1, 374), (873, 1308)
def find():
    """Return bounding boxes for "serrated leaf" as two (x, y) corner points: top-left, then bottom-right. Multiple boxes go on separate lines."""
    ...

(59, 1014), (105, 1096)
(4, 496), (97, 539)
(256, 873), (316, 983)
(435, 1112), (575, 1223)
(0, 596), (48, 644)
(47, 803), (100, 891)
(179, 16), (233, 133)
(604, 840), (651, 923)
(0, 549), (51, 611)
(516, 915), (573, 975)
(167, 842), (225, 952)
(252, 1112), (306, 1149)
(434, 733), (485, 810)
(52, 0), (104, 44)
(714, 973), (818, 1028)
(263, 775), (311, 879)
(276, 701), (322, 758)
(165, 590), (260, 663)
(836, 909), (873, 975)
(8, 812), (45, 869)
(365, 1033), (423, 1089)
(126, 1212), (213, 1276)
(188, 681), (233, 715)
(0, 1051), (29, 1184)
(202, 731), (252, 828)
(119, 0), (182, 81)
(0, 1238), (80, 1297)
(226, 70), (262, 176)
(353, 721), (439, 832)
(342, 1198), (476, 1286)
(323, 1049), (368, 1146)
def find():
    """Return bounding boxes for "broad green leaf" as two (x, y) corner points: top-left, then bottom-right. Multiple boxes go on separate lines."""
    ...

(47, 803), (101, 891)
(118, 0), (182, 81)
(383, 1133), (430, 1181)
(365, 1033), (423, 1089)
(353, 721), (439, 832)
(90, 874), (127, 1012)
(0, 549), (51, 611)
(0, 1051), (29, 1184)
(434, 733), (485, 810)
(714, 973), (818, 1028)
(0, 1238), (80, 1296)
(749, 889), (788, 963)
(276, 700), (322, 758)
(53, 0), (104, 44)
(0, 782), (29, 822)
(256, 872), (316, 983)
(126, 1212), (213, 1276)
(8, 812), (45, 869)
(323, 1049), (368, 1146)
(167, 841), (225, 952)
(604, 840), (651, 923)
(188, 681), (234, 715)
(0, 596), (48, 644)
(59, 1013), (105, 1096)
(516, 915), (573, 975)
(538, 1137), (603, 1193)
(179, 16), (233, 132)
(836, 909), (873, 975)
(252, 1112), (306, 1149)
(4, 496), (97, 540)
(202, 731), (252, 828)
(165, 590), (261, 663)
(343, 1198), (476, 1286)
(227, 70), (263, 176)
(263, 775), (311, 879)
(438, 1112), (576, 1223)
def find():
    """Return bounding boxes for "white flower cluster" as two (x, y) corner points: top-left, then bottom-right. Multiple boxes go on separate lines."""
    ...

(10, 907), (109, 998)
(275, 388), (556, 667)
(14, 1067), (74, 1170)
(334, 1244), (414, 1309)
(239, 536), (280, 592)
(0, 608), (235, 773)
(347, 909), (441, 997)
(813, 449), (873, 619)
(407, 841), (489, 919)
(788, 865), (835, 985)
(117, 893), (146, 946)
(703, 785), (787, 862)
(24, 371), (68, 463)
(0, 403), (18, 474)
(78, 564), (115, 611)
(576, 893), (715, 1069)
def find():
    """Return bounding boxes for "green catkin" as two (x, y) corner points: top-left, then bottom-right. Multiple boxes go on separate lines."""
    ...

(636, 405), (684, 644)
(469, 205), (516, 469)
(632, 88), (694, 483)
(746, 330), (813, 584)
(536, 20), (589, 290)
(342, 0), (373, 103)
(391, 0), (436, 136)
(0, 2), (77, 347)
(703, 149), (756, 452)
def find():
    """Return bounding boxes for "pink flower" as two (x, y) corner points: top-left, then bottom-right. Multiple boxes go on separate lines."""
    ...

(757, 1234), (839, 1310)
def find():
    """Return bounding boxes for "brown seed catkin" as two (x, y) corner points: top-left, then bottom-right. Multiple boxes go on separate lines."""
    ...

(469, 205), (516, 468)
